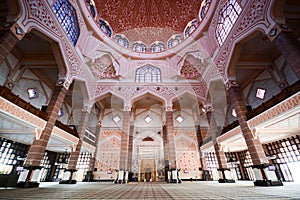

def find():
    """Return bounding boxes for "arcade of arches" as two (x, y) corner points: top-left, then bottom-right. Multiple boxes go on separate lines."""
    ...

(0, 0), (300, 190)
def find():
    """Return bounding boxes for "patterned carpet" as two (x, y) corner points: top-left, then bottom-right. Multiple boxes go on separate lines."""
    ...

(0, 181), (299, 200)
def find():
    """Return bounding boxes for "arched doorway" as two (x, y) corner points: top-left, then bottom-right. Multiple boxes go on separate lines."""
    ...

(132, 133), (164, 182)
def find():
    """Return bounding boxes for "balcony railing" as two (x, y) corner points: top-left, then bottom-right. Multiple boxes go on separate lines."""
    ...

(0, 86), (78, 138)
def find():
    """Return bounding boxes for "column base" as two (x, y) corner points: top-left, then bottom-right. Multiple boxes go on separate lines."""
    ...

(252, 164), (283, 187)
(59, 169), (77, 184)
(17, 181), (40, 188)
(217, 168), (235, 183)
(253, 180), (283, 187)
(17, 166), (42, 188)
(201, 170), (212, 181)
(218, 179), (235, 183)
(59, 180), (77, 184)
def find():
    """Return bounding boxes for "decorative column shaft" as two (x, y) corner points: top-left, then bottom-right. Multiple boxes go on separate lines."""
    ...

(162, 124), (169, 181)
(227, 85), (267, 165)
(127, 124), (134, 171)
(67, 108), (90, 171)
(119, 111), (131, 170)
(0, 30), (20, 64)
(195, 124), (204, 168)
(91, 122), (102, 171)
(165, 111), (176, 169)
(206, 110), (227, 169)
(25, 85), (67, 167)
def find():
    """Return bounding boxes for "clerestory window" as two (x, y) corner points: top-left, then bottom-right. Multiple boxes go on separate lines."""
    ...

(215, 0), (242, 46)
(136, 65), (161, 83)
(52, 0), (80, 46)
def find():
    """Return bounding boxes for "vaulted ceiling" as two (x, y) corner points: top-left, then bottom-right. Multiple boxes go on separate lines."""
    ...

(94, 0), (201, 45)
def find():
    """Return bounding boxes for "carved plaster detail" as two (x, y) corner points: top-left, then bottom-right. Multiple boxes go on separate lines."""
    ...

(214, 0), (269, 80)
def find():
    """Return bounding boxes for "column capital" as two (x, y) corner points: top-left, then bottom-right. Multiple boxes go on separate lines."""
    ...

(82, 101), (94, 113)
(225, 79), (239, 91)
(56, 78), (71, 90)
(82, 105), (92, 113)
(202, 103), (213, 112)
(10, 23), (25, 41)
(123, 104), (132, 112)
(164, 101), (173, 111)
(267, 23), (291, 42)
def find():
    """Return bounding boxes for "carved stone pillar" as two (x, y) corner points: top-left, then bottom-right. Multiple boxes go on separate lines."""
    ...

(165, 111), (176, 170)
(164, 110), (178, 183)
(162, 124), (169, 181)
(227, 82), (283, 186)
(0, 29), (21, 64)
(62, 106), (91, 184)
(67, 107), (91, 170)
(18, 81), (68, 188)
(118, 110), (131, 183)
(227, 84), (267, 165)
(206, 107), (234, 183)
(127, 123), (134, 172)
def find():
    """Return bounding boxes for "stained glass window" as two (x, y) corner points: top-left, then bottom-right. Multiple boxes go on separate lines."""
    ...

(150, 41), (164, 53)
(132, 41), (147, 53)
(167, 34), (181, 48)
(199, 0), (211, 21)
(86, 0), (96, 18)
(52, 0), (80, 46)
(115, 34), (129, 48)
(136, 65), (161, 83)
(99, 19), (113, 37)
(215, 0), (242, 46)
(184, 19), (198, 38)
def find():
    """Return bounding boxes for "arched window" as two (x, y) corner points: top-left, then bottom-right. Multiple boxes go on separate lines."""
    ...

(199, 0), (211, 21)
(115, 34), (129, 48)
(215, 0), (242, 46)
(98, 19), (112, 37)
(52, 0), (80, 46)
(150, 41), (164, 53)
(132, 41), (147, 53)
(184, 19), (198, 38)
(167, 34), (182, 48)
(136, 65), (161, 83)
(86, 0), (96, 18)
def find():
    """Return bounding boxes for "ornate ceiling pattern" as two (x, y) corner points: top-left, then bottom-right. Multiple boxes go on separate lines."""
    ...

(94, 0), (201, 45)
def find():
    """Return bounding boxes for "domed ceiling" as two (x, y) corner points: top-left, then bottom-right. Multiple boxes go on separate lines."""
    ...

(94, 0), (201, 45)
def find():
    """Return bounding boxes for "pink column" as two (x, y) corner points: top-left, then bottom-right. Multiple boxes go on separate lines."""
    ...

(0, 30), (20, 64)
(119, 111), (131, 170)
(272, 31), (300, 79)
(65, 106), (91, 183)
(165, 111), (176, 170)
(227, 85), (267, 165)
(20, 81), (68, 187)
(227, 82), (282, 186)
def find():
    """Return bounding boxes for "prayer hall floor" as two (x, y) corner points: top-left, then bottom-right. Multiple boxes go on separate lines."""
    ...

(1, 181), (299, 199)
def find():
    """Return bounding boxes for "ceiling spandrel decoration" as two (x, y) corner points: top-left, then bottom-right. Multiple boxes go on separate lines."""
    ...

(90, 57), (117, 79)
